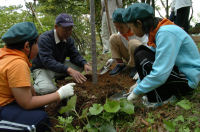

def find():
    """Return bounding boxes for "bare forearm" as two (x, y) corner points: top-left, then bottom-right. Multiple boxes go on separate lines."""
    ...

(23, 92), (60, 109)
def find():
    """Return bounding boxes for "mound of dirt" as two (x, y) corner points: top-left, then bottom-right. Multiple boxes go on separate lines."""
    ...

(45, 72), (135, 131)
(57, 72), (135, 113)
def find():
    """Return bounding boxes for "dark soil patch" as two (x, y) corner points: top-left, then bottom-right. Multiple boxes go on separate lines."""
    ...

(45, 71), (135, 131)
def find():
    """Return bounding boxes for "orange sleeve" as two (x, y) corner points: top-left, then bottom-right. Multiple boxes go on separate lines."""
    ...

(7, 59), (31, 88)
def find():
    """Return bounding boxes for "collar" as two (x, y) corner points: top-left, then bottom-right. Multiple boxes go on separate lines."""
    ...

(121, 29), (134, 41)
(0, 47), (32, 67)
(147, 18), (175, 48)
(54, 29), (66, 44)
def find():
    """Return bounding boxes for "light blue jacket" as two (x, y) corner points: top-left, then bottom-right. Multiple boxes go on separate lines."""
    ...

(134, 25), (200, 95)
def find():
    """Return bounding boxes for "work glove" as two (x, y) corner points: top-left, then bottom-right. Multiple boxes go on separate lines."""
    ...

(129, 83), (137, 92)
(127, 91), (138, 101)
(57, 83), (75, 100)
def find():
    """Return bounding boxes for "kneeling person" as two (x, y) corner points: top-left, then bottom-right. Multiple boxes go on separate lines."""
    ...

(109, 8), (148, 77)
(32, 13), (92, 95)
(0, 22), (75, 131)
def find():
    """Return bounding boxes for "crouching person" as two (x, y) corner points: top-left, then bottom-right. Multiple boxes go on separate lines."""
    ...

(31, 13), (91, 95)
(0, 22), (75, 131)
(109, 8), (148, 77)
(123, 3), (200, 108)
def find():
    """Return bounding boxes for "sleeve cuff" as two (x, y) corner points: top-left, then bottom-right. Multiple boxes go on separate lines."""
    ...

(133, 86), (143, 95)
(82, 61), (87, 67)
(63, 65), (68, 73)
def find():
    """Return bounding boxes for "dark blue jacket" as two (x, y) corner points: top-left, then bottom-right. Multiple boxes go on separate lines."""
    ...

(31, 30), (87, 73)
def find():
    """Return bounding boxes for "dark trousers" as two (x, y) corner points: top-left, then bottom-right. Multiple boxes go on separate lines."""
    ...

(0, 102), (50, 132)
(134, 45), (193, 102)
(175, 6), (190, 33)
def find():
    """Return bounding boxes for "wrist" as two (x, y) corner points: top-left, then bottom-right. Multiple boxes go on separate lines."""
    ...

(67, 67), (72, 74)
(57, 91), (63, 100)
(84, 62), (89, 66)
(56, 91), (62, 101)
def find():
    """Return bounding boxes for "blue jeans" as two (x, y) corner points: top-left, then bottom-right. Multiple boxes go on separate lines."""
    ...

(0, 102), (50, 132)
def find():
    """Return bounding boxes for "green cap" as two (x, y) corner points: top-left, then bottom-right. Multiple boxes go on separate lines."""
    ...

(123, 3), (154, 23)
(112, 8), (125, 23)
(2, 22), (38, 45)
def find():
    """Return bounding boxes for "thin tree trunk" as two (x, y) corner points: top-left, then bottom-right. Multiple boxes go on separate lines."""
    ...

(90, 0), (98, 84)
(28, 2), (43, 29)
(104, 0), (112, 36)
(152, 0), (155, 14)
(146, 0), (150, 5)
(156, 8), (164, 18)
(166, 0), (169, 18)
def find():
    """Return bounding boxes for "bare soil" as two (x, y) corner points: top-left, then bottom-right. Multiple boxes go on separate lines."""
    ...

(45, 70), (135, 131)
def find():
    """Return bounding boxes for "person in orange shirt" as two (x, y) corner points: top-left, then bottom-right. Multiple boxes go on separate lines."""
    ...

(0, 22), (75, 131)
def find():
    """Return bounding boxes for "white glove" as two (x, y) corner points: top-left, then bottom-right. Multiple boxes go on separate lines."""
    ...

(129, 83), (137, 92)
(133, 72), (139, 80)
(127, 92), (138, 101)
(106, 59), (114, 67)
(57, 83), (75, 100)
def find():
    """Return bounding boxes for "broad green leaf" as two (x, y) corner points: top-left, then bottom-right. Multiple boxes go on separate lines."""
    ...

(163, 120), (176, 132)
(120, 99), (134, 114)
(59, 95), (77, 114)
(174, 115), (184, 122)
(104, 99), (120, 113)
(176, 100), (192, 110)
(89, 104), (103, 115)
(79, 108), (88, 119)
(101, 112), (114, 122)
(99, 123), (116, 132)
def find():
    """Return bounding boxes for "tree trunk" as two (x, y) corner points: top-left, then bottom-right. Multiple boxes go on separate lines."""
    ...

(104, 0), (112, 36)
(166, 0), (169, 18)
(90, 0), (98, 84)
(152, 0), (155, 14)
(146, 0), (150, 5)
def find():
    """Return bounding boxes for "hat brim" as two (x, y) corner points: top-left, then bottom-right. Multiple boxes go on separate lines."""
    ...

(59, 23), (74, 27)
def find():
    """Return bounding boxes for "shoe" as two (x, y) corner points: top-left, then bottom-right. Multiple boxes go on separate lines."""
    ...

(129, 67), (137, 78)
(102, 50), (109, 54)
(109, 64), (126, 76)
(142, 95), (177, 109)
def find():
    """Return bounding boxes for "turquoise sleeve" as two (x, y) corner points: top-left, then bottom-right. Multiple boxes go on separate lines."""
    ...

(134, 31), (181, 95)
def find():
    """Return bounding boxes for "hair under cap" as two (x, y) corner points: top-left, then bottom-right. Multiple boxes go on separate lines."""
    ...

(123, 3), (154, 23)
(112, 8), (125, 23)
(1, 22), (38, 45)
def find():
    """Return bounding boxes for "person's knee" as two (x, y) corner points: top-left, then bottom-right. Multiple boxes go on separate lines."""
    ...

(34, 110), (49, 123)
(109, 34), (120, 46)
(128, 39), (142, 53)
(134, 45), (149, 57)
(34, 111), (51, 132)
(128, 39), (142, 47)
(34, 82), (57, 95)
